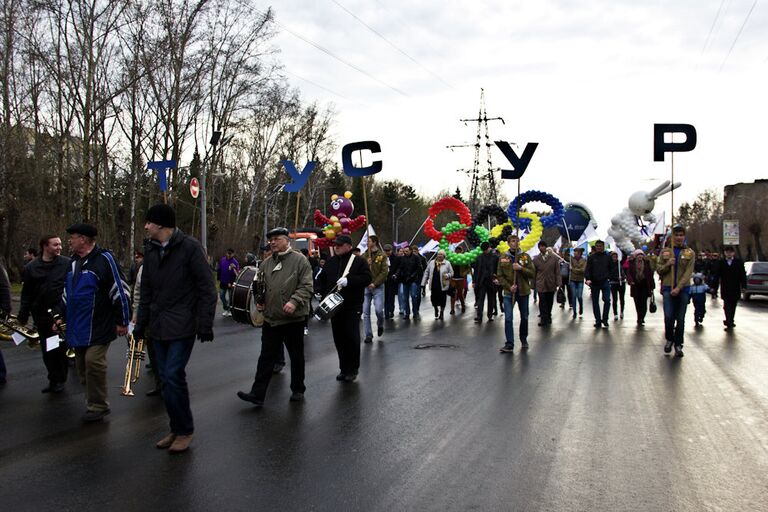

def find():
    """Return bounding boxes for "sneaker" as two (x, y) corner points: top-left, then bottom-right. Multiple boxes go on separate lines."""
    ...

(664, 339), (673, 353)
(82, 409), (110, 422)
(236, 391), (263, 406)
(289, 392), (304, 402)
(364, 336), (373, 344)
(674, 346), (684, 358)
(377, 325), (384, 337)
(156, 433), (176, 449)
(499, 345), (514, 353)
(168, 434), (193, 453)
(304, 327), (309, 336)
(602, 321), (609, 328)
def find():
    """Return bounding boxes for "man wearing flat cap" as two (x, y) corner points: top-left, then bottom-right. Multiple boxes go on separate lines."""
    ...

(318, 234), (372, 382)
(134, 203), (217, 452)
(237, 227), (313, 407)
(55, 223), (131, 422)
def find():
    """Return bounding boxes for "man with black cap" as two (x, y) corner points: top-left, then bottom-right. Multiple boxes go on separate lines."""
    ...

(237, 227), (313, 406)
(134, 204), (217, 452)
(713, 245), (745, 330)
(585, 239), (613, 328)
(472, 241), (499, 323)
(318, 234), (372, 382)
(657, 224), (695, 356)
(56, 223), (131, 422)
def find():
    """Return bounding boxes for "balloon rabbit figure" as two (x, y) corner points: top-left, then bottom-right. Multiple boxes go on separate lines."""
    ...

(607, 180), (681, 254)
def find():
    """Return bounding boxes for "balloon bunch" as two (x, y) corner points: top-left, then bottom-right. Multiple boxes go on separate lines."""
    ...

(490, 212), (543, 253)
(314, 191), (367, 249)
(507, 190), (565, 229)
(424, 197), (472, 243)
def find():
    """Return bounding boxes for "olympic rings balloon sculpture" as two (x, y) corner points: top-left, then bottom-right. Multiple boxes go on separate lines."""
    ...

(507, 190), (565, 230)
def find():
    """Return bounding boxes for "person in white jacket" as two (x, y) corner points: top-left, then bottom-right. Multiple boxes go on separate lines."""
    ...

(421, 250), (454, 320)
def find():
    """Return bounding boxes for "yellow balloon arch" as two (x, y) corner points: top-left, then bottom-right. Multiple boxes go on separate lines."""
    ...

(491, 212), (544, 253)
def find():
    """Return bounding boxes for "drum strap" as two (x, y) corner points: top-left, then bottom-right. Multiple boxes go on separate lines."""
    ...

(337, 254), (356, 291)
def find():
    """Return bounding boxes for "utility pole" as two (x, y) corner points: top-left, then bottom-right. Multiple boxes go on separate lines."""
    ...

(200, 131), (220, 254)
(447, 88), (505, 210)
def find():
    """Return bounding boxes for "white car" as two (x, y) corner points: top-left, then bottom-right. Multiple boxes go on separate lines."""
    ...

(744, 261), (768, 300)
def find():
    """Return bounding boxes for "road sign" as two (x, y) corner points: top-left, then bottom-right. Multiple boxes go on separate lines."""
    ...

(190, 177), (200, 199)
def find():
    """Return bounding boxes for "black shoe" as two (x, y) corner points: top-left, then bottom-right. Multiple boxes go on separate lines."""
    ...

(273, 363), (285, 374)
(487, 316), (494, 322)
(474, 317), (482, 323)
(572, 312), (577, 320)
(404, 314), (410, 320)
(289, 392), (304, 402)
(344, 373), (357, 382)
(336, 373), (346, 381)
(499, 345), (514, 353)
(82, 409), (110, 422)
(413, 313), (420, 319)
(674, 346), (684, 358)
(594, 323), (602, 329)
(521, 341), (529, 349)
(237, 391), (263, 406)
(377, 325), (384, 337)
(449, 309), (455, 315)
(364, 336), (373, 343)
(664, 340), (673, 353)
(42, 382), (65, 394)
(602, 321), (609, 328)
(146, 388), (161, 397)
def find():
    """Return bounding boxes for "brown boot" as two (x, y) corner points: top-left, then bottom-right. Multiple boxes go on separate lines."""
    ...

(155, 433), (176, 449)
(168, 434), (194, 453)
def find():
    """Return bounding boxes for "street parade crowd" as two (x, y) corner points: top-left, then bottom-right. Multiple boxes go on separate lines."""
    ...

(0, 205), (749, 453)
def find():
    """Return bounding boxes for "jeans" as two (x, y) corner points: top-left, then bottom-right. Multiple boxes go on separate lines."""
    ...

(692, 293), (706, 322)
(590, 280), (612, 324)
(363, 285), (385, 338)
(503, 294), (530, 345)
(662, 288), (690, 348)
(219, 286), (231, 311)
(398, 282), (420, 317)
(153, 337), (195, 435)
(569, 281), (584, 316)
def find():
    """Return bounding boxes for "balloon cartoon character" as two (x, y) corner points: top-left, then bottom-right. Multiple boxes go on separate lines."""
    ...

(314, 191), (367, 248)
(607, 180), (680, 254)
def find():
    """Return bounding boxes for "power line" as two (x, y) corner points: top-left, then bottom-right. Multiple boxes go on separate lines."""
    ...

(257, 8), (409, 97)
(720, 0), (759, 71)
(702, 0), (727, 52)
(329, 0), (453, 89)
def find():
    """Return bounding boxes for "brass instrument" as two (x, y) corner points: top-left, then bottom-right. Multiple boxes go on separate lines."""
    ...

(120, 333), (145, 396)
(48, 309), (73, 357)
(0, 314), (40, 341)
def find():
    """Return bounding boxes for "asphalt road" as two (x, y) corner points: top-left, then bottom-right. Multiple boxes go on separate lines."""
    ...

(1, 294), (767, 511)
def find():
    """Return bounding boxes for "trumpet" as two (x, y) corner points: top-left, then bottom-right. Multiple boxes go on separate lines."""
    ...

(0, 314), (40, 340)
(48, 309), (74, 357)
(120, 333), (145, 397)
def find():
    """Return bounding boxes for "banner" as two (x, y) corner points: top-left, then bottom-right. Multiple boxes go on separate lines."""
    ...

(723, 220), (740, 245)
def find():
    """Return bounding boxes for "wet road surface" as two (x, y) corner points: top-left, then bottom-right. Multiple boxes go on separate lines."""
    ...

(1, 295), (767, 511)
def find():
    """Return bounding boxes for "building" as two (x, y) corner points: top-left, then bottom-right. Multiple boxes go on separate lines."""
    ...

(723, 179), (768, 261)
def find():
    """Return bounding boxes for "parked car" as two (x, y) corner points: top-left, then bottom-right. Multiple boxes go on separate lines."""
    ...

(743, 261), (768, 300)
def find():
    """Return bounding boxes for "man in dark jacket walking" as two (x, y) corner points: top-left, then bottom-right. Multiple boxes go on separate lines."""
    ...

(397, 246), (421, 319)
(585, 240), (613, 328)
(0, 263), (10, 384)
(383, 244), (398, 319)
(135, 204), (217, 453)
(18, 235), (71, 393)
(57, 223), (131, 422)
(714, 246), (747, 330)
(319, 235), (372, 382)
(472, 242), (499, 323)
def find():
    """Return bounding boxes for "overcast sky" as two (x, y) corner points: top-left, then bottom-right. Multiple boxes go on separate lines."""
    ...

(263, 0), (767, 233)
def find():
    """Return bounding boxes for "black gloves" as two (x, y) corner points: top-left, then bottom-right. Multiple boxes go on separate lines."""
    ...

(133, 327), (146, 340)
(198, 331), (214, 343)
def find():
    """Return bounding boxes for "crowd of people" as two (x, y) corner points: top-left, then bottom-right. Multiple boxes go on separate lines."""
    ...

(0, 210), (750, 453)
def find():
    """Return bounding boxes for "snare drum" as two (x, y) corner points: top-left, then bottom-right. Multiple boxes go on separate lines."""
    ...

(230, 267), (263, 327)
(314, 292), (344, 321)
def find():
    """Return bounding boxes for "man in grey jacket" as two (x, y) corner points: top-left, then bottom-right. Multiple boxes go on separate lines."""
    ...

(237, 227), (314, 407)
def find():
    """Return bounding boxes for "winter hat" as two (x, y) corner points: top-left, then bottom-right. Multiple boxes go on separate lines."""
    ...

(145, 204), (176, 228)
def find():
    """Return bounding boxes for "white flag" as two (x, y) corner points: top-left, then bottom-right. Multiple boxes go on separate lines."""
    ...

(356, 225), (377, 253)
(576, 222), (600, 246)
(652, 211), (666, 236)
(419, 239), (439, 255)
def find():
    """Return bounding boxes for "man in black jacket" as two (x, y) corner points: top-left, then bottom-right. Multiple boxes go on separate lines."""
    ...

(383, 244), (398, 319)
(397, 246), (421, 319)
(319, 235), (372, 382)
(473, 242), (499, 323)
(585, 240), (613, 328)
(135, 204), (217, 453)
(18, 235), (71, 393)
(715, 246), (747, 330)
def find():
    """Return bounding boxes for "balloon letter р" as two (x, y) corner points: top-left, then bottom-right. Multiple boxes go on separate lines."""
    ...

(653, 124), (697, 162)
(495, 141), (538, 180)
(281, 160), (316, 193)
(342, 141), (382, 177)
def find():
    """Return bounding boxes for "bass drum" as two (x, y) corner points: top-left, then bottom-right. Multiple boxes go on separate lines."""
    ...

(230, 267), (263, 327)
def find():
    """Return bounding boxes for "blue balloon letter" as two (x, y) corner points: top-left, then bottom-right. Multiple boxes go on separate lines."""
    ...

(282, 160), (316, 193)
(342, 141), (382, 177)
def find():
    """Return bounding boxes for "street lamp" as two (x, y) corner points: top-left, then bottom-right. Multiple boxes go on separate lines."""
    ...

(200, 131), (234, 254)
(396, 207), (410, 243)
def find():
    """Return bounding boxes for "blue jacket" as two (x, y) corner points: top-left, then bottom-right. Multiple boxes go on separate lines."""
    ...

(62, 246), (131, 347)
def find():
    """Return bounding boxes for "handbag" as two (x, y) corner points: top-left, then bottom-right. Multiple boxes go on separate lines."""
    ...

(649, 293), (657, 313)
(556, 287), (566, 305)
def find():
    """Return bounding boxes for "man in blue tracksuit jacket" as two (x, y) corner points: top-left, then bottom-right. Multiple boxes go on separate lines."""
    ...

(58, 223), (131, 422)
